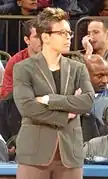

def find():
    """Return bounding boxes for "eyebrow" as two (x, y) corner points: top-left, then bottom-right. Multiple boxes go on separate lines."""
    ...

(52, 29), (71, 31)
(93, 71), (108, 75)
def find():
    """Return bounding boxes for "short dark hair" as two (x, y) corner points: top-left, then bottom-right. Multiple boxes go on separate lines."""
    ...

(34, 7), (69, 38)
(22, 18), (37, 38)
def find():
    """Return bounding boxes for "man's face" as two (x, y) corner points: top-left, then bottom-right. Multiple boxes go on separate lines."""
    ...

(18, 0), (37, 10)
(89, 63), (108, 92)
(45, 20), (73, 53)
(25, 27), (41, 53)
(88, 21), (108, 51)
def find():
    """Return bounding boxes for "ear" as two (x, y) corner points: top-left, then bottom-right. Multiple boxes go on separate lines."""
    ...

(41, 33), (50, 44)
(17, 0), (22, 7)
(24, 36), (30, 45)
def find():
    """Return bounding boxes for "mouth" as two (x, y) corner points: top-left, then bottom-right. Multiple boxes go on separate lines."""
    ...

(91, 41), (97, 46)
(64, 44), (71, 47)
(98, 86), (106, 90)
(31, 2), (37, 6)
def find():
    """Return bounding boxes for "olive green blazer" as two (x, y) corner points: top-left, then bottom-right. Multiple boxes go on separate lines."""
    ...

(13, 52), (94, 168)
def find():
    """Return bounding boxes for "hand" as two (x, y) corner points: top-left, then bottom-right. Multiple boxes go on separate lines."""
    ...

(36, 97), (43, 103)
(74, 88), (82, 95)
(68, 113), (76, 119)
(82, 35), (93, 56)
(8, 146), (16, 153)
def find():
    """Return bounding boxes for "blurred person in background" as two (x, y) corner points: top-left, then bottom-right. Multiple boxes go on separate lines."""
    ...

(0, 18), (41, 99)
(53, 0), (83, 15)
(99, 0), (108, 16)
(0, 0), (15, 14)
(81, 55), (108, 142)
(0, 19), (41, 144)
(82, 20), (108, 61)
(88, 0), (108, 16)
(0, 0), (42, 55)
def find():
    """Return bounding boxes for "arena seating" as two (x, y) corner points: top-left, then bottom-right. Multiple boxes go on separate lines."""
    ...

(0, 163), (108, 177)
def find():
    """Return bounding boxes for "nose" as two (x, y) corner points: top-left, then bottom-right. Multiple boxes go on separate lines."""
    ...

(102, 75), (108, 85)
(89, 32), (95, 40)
(66, 33), (72, 40)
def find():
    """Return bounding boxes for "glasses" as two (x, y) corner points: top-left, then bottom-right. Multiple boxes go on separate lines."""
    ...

(46, 30), (74, 38)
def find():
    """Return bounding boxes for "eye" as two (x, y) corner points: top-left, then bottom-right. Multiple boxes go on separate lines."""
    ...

(93, 30), (99, 34)
(96, 75), (102, 78)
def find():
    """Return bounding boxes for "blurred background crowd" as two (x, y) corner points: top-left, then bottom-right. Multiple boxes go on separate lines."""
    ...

(0, 0), (107, 55)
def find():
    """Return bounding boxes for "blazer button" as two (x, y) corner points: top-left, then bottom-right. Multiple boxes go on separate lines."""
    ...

(53, 121), (56, 124)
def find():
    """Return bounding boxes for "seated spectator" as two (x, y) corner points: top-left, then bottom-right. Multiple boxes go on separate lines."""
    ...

(85, 55), (108, 93)
(0, 19), (41, 99)
(82, 55), (108, 141)
(0, 19), (41, 142)
(0, 0), (42, 55)
(0, 0), (15, 14)
(0, 0), (51, 14)
(37, 0), (52, 8)
(88, 0), (108, 16)
(82, 20), (108, 61)
(83, 107), (108, 160)
(53, 0), (101, 16)
(99, 0), (108, 16)
(78, 0), (101, 15)
(16, 0), (38, 15)
(84, 133), (108, 159)
(53, 0), (83, 15)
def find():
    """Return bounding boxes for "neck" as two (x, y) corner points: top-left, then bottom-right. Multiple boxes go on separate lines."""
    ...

(42, 46), (61, 69)
(27, 47), (36, 57)
(21, 8), (30, 15)
(95, 45), (108, 57)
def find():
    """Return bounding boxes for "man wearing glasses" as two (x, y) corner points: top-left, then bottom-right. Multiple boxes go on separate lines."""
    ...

(13, 7), (94, 179)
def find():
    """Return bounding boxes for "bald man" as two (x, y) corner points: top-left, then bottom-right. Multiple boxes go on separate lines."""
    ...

(83, 57), (108, 160)
(82, 55), (108, 142)
(85, 54), (108, 93)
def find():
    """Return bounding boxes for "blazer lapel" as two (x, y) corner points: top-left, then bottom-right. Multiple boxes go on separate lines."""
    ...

(60, 56), (71, 95)
(34, 52), (57, 94)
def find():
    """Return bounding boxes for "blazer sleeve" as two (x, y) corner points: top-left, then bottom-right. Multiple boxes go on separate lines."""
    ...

(48, 64), (95, 114)
(13, 63), (68, 128)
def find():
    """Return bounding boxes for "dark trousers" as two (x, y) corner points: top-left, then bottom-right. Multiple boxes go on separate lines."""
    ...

(0, 96), (21, 141)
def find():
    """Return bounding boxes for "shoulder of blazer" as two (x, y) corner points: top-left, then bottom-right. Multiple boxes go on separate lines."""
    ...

(14, 52), (44, 68)
(62, 51), (84, 64)
(61, 55), (85, 69)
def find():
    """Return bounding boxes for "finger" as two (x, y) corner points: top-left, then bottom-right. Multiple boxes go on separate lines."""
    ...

(68, 113), (76, 119)
(74, 88), (82, 95)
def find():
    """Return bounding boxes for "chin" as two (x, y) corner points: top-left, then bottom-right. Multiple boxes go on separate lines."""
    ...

(61, 48), (70, 53)
(95, 87), (106, 93)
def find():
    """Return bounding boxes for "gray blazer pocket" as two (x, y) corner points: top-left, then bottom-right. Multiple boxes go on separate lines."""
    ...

(16, 124), (40, 155)
(73, 126), (84, 159)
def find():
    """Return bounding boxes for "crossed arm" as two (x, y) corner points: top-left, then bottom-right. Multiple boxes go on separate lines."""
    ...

(36, 65), (95, 114)
(13, 63), (94, 127)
